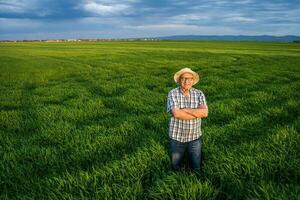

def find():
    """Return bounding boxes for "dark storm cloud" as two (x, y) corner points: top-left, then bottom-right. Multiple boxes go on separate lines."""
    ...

(0, 0), (299, 39)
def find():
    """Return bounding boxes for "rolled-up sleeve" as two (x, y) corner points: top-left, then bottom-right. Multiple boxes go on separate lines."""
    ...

(167, 92), (178, 113)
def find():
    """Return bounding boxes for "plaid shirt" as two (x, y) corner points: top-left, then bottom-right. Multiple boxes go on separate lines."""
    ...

(167, 87), (207, 142)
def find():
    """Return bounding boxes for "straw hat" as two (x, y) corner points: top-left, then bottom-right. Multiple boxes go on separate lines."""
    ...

(174, 68), (199, 85)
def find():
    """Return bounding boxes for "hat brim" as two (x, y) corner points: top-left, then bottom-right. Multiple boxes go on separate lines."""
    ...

(174, 68), (199, 85)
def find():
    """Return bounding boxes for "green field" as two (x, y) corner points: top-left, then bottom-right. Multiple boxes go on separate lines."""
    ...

(0, 41), (299, 199)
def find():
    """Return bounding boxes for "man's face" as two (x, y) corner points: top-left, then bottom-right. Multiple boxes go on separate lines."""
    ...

(179, 72), (194, 91)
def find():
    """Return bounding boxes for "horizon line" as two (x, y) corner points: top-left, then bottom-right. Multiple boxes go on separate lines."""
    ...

(1, 34), (300, 42)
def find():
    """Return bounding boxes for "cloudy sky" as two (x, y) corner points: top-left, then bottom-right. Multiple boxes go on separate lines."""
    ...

(0, 0), (299, 40)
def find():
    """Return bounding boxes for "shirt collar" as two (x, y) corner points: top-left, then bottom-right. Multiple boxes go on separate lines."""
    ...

(178, 87), (193, 96)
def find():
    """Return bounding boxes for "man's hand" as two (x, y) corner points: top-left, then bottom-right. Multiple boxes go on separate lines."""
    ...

(182, 105), (208, 118)
(171, 105), (208, 120)
(171, 108), (196, 120)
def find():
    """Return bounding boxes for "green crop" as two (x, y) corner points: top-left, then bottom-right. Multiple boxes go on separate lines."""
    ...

(0, 41), (299, 199)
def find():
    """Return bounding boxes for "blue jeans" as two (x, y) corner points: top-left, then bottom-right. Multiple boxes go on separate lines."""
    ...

(170, 138), (202, 170)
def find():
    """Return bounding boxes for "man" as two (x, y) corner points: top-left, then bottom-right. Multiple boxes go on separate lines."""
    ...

(167, 68), (208, 171)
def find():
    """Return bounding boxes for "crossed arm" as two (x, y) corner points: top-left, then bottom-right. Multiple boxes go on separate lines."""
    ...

(171, 104), (208, 120)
